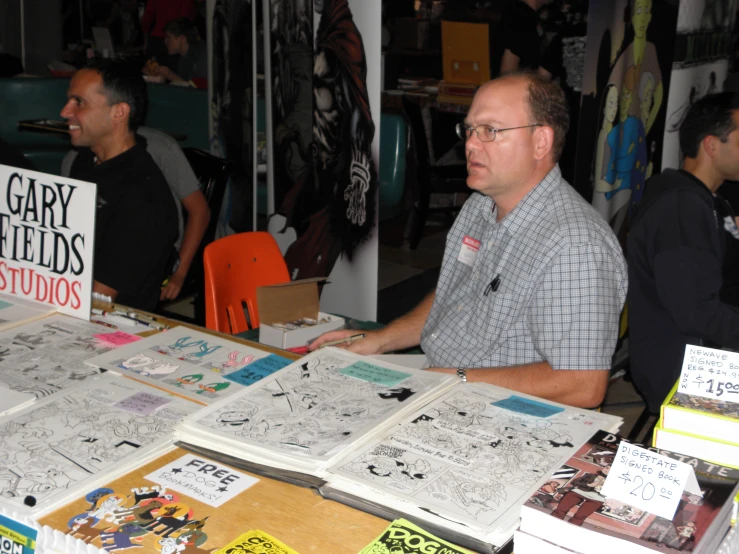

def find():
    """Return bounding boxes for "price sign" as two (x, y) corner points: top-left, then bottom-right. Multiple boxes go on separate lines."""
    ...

(601, 441), (702, 520)
(678, 345), (739, 402)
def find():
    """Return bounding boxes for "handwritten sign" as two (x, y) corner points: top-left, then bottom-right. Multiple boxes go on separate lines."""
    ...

(114, 391), (170, 415)
(224, 354), (292, 387)
(340, 361), (411, 387)
(145, 453), (258, 508)
(94, 331), (141, 347)
(0, 165), (97, 320)
(491, 395), (565, 418)
(600, 441), (702, 520)
(678, 344), (739, 402)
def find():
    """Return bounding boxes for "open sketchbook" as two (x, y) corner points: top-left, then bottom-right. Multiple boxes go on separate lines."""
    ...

(320, 384), (623, 552)
(0, 372), (199, 517)
(0, 292), (57, 331)
(0, 314), (115, 399)
(86, 326), (276, 405)
(175, 348), (459, 476)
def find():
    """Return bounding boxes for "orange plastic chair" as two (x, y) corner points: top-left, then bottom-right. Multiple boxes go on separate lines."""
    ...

(203, 232), (290, 334)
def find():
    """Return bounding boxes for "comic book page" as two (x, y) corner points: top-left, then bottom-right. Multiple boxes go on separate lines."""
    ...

(322, 384), (622, 545)
(0, 373), (199, 517)
(0, 314), (116, 399)
(176, 348), (459, 474)
(86, 327), (276, 405)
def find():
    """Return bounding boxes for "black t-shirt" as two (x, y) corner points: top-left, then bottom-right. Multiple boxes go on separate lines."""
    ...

(627, 169), (739, 413)
(499, 0), (544, 71)
(70, 140), (178, 311)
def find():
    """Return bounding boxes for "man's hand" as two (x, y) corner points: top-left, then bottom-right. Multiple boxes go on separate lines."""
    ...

(308, 329), (386, 355)
(160, 271), (186, 301)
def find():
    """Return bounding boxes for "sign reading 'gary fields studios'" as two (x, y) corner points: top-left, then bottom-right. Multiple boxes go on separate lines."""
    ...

(0, 164), (96, 319)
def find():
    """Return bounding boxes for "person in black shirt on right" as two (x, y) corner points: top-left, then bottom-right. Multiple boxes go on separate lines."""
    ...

(628, 92), (739, 414)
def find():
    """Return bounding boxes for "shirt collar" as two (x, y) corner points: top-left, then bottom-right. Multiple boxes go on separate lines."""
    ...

(480, 165), (562, 235)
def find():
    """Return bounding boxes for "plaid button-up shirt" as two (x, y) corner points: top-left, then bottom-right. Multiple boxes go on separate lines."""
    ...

(421, 166), (627, 371)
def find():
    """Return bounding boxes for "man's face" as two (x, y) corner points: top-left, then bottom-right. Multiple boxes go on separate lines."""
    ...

(632, 0), (652, 39)
(463, 78), (539, 199)
(714, 111), (739, 181)
(164, 32), (183, 55)
(60, 70), (115, 148)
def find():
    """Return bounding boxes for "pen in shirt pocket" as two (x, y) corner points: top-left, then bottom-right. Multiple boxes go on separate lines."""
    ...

(484, 274), (501, 296)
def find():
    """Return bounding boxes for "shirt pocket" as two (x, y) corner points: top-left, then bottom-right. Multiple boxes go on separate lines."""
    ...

(467, 292), (523, 349)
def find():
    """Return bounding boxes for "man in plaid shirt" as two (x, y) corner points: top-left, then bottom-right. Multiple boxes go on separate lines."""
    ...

(311, 72), (626, 408)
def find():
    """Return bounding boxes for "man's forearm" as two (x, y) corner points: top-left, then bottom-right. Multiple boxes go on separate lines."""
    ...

(375, 291), (436, 353)
(427, 362), (609, 408)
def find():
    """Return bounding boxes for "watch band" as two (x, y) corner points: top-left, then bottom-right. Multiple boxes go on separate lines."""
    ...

(456, 367), (467, 382)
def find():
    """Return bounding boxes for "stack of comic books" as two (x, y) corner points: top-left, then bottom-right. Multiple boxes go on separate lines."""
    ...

(317, 383), (623, 553)
(173, 348), (460, 478)
(0, 373), (200, 518)
(653, 381), (739, 470)
(518, 430), (739, 554)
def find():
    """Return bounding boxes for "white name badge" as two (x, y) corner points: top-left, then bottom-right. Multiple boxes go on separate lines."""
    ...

(678, 344), (739, 402)
(457, 235), (481, 267)
(601, 441), (702, 521)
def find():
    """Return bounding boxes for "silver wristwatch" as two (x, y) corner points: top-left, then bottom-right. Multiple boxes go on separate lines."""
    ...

(456, 367), (467, 382)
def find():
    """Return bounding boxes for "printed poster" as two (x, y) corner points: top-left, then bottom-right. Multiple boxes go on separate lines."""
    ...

(574, 0), (678, 241)
(661, 0), (737, 170)
(0, 165), (96, 319)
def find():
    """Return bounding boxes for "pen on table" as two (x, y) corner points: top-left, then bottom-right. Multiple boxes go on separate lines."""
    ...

(91, 319), (117, 329)
(110, 311), (158, 329)
(319, 333), (366, 349)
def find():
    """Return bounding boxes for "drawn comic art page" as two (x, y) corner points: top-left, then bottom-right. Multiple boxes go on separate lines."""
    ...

(0, 292), (56, 331)
(323, 383), (622, 546)
(0, 372), (199, 517)
(86, 327), (272, 405)
(0, 314), (120, 399)
(176, 348), (459, 474)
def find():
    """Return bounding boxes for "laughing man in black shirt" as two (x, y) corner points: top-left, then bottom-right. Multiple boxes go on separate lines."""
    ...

(61, 60), (178, 311)
(628, 92), (739, 413)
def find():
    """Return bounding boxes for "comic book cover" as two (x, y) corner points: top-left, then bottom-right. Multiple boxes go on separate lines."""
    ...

(521, 430), (739, 553)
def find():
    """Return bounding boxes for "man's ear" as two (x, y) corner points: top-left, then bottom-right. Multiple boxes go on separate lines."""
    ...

(533, 125), (555, 162)
(111, 102), (131, 127)
(701, 134), (719, 159)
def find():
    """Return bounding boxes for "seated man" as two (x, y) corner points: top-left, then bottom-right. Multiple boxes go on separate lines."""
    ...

(61, 59), (178, 310)
(62, 127), (211, 301)
(311, 72), (627, 408)
(145, 17), (207, 84)
(628, 92), (739, 414)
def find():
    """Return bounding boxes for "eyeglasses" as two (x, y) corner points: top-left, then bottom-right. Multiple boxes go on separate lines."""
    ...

(456, 122), (542, 143)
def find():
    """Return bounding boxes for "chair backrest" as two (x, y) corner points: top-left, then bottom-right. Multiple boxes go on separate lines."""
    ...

(180, 147), (230, 293)
(203, 232), (290, 334)
(379, 111), (408, 222)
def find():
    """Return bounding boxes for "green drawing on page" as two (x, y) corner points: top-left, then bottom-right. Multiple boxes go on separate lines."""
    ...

(340, 361), (411, 387)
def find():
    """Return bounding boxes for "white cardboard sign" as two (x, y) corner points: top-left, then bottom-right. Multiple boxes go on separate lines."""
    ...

(601, 441), (702, 521)
(0, 164), (96, 319)
(144, 453), (258, 507)
(678, 344), (739, 402)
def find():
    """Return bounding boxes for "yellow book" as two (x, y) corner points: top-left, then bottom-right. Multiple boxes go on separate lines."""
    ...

(660, 380), (739, 445)
(653, 418), (739, 470)
(215, 530), (299, 554)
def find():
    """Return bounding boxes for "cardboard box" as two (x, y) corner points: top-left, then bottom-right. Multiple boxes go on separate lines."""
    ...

(257, 278), (345, 349)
